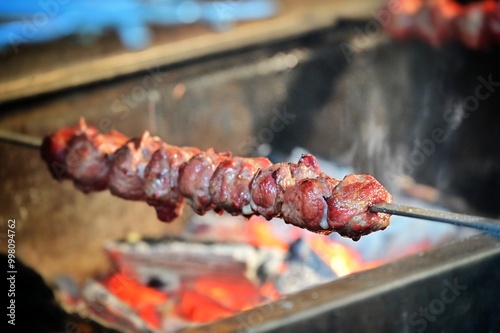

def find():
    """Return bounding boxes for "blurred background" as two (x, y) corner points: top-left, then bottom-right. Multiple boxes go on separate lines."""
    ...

(1, 0), (499, 332)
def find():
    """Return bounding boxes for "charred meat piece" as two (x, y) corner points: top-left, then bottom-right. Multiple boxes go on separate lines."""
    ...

(282, 175), (340, 234)
(65, 130), (128, 193)
(249, 154), (323, 219)
(249, 163), (294, 219)
(108, 132), (162, 200)
(290, 154), (323, 180)
(210, 157), (272, 215)
(327, 174), (393, 241)
(41, 118), (128, 192)
(178, 149), (231, 215)
(144, 144), (200, 222)
(41, 118), (99, 181)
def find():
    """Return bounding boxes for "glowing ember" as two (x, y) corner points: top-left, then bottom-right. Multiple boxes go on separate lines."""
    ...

(175, 274), (264, 323)
(260, 282), (282, 301)
(177, 290), (233, 323)
(192, 274), (263, 311)
(102, 273), (168, 328)
(87, 202), (445, 332)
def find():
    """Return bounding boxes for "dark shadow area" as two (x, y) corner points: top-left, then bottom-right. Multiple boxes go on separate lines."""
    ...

(3, 254), (120, 333)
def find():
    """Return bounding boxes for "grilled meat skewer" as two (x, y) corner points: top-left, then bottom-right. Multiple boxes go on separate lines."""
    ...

(384, 0), (500, 49)
(40, 119), (393, 241)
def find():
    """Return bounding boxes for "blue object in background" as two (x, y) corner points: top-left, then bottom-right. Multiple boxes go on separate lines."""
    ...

(0, 0), (279, 51)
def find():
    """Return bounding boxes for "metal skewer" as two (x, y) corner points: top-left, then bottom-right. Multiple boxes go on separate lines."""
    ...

(1, 128), (499, 235)
(0, 128), (43, 149)
(371, 203), (500, 236)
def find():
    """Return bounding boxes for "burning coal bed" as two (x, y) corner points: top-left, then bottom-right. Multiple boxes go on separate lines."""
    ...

(56, 149), (476, 333)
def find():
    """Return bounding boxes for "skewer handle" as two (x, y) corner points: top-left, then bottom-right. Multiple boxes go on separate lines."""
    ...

(371, 203), (500, 236)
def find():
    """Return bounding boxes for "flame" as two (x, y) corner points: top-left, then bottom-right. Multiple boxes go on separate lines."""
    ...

(307, 236), (381, 277)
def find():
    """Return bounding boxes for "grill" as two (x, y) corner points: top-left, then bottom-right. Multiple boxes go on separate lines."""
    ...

(1, 20), (499, 333)
(184, 233), (500, 333)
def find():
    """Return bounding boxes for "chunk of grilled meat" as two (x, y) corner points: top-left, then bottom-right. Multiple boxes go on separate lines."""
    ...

(144, 144), (200, 222)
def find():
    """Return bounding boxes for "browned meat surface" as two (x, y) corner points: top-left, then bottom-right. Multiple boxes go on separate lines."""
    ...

(66, 130), (128, 193)
(64, 133), (107, 192)
(41, 120), (394, 240)
(248, 154), (322, 219)
(108, 132), (162, 200)
(41, 119), (127, 192)
(41, 118), (98, 181)
(327, 174), (393, 241)
(144, 144), (200, 222)
(290, 154), (322, 180)
(209, 157), (272, 215)
(249, 163), (294, 219)
(178, 149), (231, 215)
(282, 175), (339, 234)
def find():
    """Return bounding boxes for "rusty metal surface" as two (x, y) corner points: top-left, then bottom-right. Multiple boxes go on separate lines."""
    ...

(180, 233), (500, 333)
